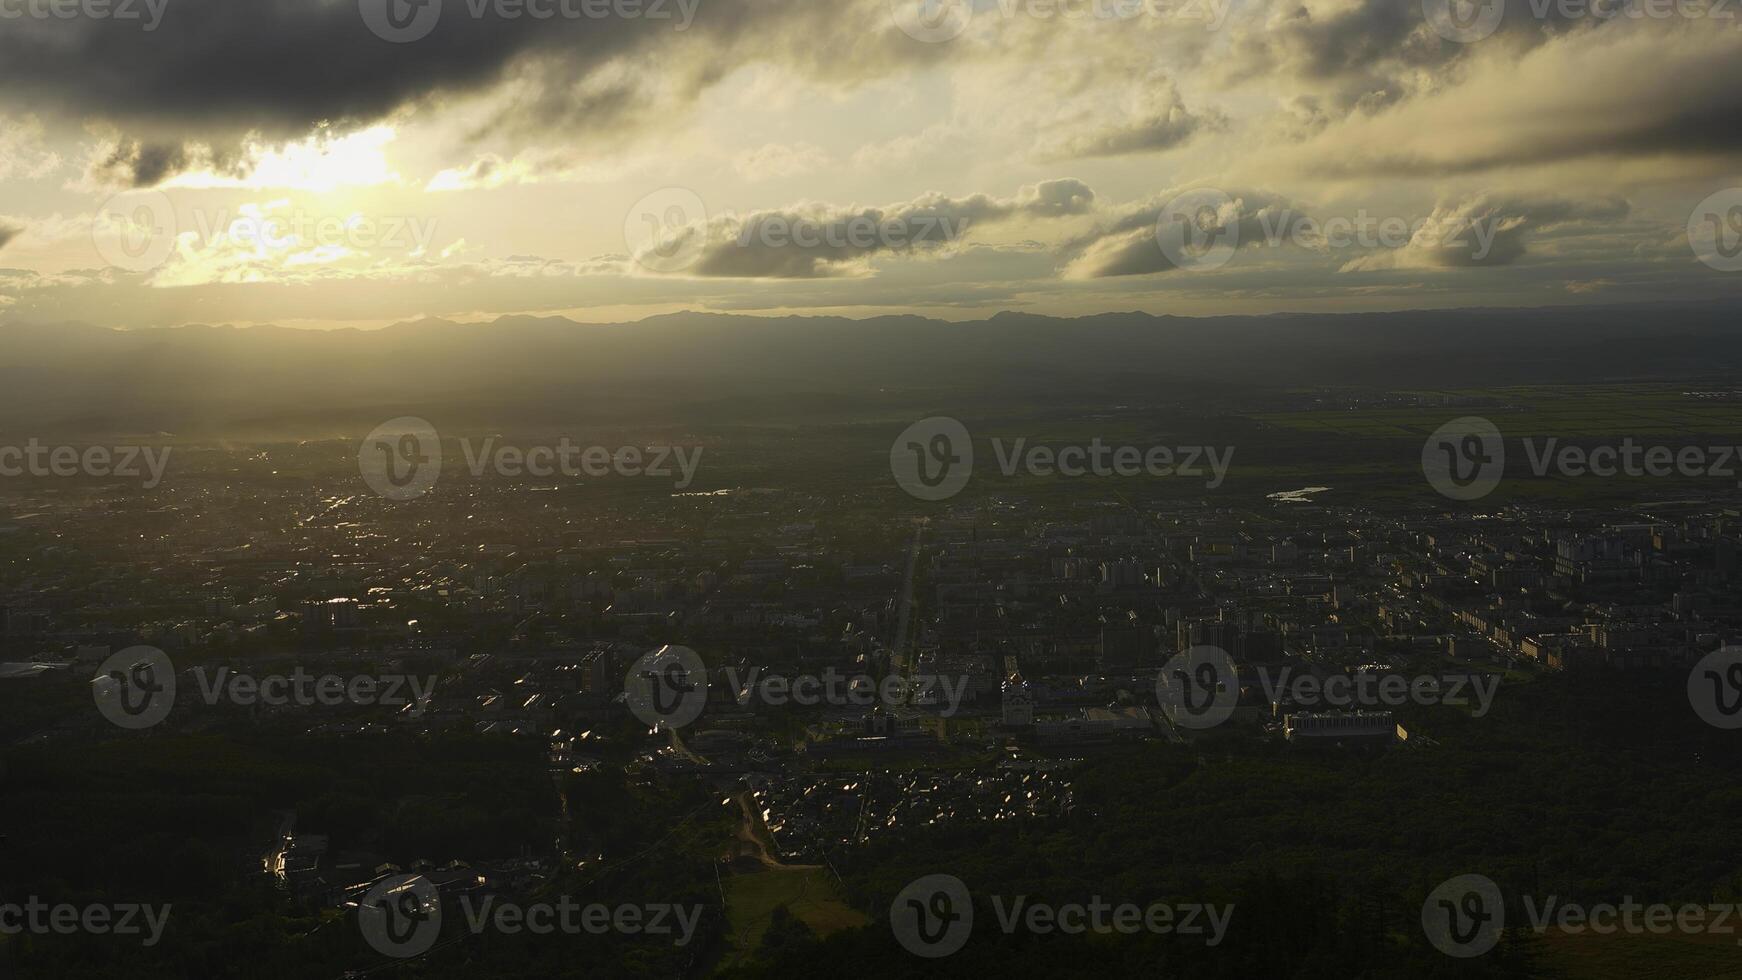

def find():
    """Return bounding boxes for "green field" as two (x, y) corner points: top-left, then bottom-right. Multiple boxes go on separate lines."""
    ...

(1537, 927), (1742, 979)
(721, 866), (868, 965)
(1251, 386), (1742, 440)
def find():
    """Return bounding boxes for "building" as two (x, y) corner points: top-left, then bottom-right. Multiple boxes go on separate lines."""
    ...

(1283, 711), (1403, 745)
(1001, 672), (1034, 727)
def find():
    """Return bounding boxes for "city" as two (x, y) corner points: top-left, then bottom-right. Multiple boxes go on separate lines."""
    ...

(3, 372), (1741, 975)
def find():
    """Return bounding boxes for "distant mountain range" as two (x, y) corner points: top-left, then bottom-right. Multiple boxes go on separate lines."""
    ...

(2, 305), (1738, 437)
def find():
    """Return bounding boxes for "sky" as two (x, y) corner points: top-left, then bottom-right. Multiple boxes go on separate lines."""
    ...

(0, 0), (1739, 329)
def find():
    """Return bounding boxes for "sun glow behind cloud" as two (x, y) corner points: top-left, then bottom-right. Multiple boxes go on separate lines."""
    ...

(163, 126), (403, 193)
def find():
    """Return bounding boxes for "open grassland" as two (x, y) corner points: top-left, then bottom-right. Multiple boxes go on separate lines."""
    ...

(721, 867), (868, 966)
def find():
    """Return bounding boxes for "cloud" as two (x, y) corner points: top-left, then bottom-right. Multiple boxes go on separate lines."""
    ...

(1217, 0), (1609, 118)
(427, 154), (519, 192)
(734, 143), (833, 181)
(1061, 189), (1301, 278)
(1339, 196), (1632, 271)
(0, 115), (61, 181)
(1034, 74), (1222, 160)
(88, 139), (195, 189)
(0, 0), (953, 186)
(13, 0), (1737, 194)
(647, 179), (1097, 278)
(1273, 19), (1742, 176)
(1061, 189), (1636, 279)
(0, 219), (22, 251)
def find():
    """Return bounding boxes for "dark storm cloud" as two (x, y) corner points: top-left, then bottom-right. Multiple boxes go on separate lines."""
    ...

(0, 220), (21, 250)
(1226, 0), (1737, 143)
(89, 139), (198, 188)
(1302, 28), (1742, 177)
(0, 0), (959, 185)
(0, 0), (730, 132)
